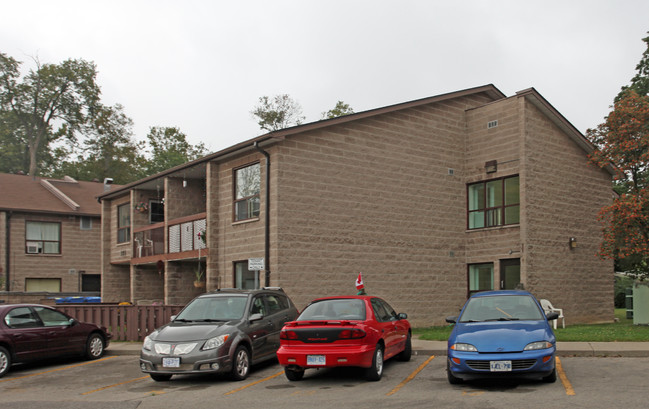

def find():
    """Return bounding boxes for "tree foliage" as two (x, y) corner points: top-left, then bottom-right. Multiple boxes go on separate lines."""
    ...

(588, 34), (649, 279)
(141, 126), (208, 176)
(0, 52), (101, 176)
(321, 100), (354, 120)
(251, 94), (305, 132)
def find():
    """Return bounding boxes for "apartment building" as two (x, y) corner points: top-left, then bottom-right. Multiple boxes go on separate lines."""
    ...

(97, 85), (614, 326)
(0, 174), (113, 302)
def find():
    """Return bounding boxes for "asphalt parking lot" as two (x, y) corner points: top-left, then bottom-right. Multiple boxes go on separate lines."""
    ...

(1, 351), (648, 409)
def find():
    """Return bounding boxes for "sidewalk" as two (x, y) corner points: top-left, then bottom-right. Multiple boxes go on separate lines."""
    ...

(106, 338), (649, 357)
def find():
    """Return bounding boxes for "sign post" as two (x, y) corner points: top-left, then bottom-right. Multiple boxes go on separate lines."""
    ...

(248, 258), (265, 289)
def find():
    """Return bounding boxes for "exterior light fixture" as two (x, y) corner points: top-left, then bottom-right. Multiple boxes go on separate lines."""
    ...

(569, 237), (577, 249)
(485, 160), (497, 174)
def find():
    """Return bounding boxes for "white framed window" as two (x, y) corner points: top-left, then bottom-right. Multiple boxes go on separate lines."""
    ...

(25, 221), (61, 254)
(233, 163), (260, 221)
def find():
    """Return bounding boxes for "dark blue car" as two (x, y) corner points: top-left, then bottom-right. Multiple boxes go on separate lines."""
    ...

(445, 290), (559, 384)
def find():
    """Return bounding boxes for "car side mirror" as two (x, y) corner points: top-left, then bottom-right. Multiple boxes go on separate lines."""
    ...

(68, 318), (78, 326)
(546, 312), (559, 321)
(397, 312), (408, 320)
(249, 313), (263, 322)
(445, 316), (457, 324)
(170, 315), (177, 321)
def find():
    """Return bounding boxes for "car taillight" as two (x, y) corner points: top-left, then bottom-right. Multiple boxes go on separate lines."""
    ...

(338, 329), (366, 339)
(280, 330), (298, 340)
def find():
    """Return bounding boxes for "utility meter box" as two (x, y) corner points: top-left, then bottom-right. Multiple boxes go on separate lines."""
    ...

(633, 281), (649, 325)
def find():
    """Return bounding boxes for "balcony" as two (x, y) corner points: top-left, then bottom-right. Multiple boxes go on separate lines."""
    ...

(132, 212), (207, 264)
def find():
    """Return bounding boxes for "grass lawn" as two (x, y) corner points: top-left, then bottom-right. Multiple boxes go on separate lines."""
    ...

(413, 309), (649, 342)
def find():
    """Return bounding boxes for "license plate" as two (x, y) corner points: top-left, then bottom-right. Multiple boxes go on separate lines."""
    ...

(490, 360), (512, 372)
(307, 355), (326, 366)
(162, 357), (180, 368)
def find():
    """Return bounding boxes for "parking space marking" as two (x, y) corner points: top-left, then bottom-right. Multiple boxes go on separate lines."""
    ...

(223, 370), (284, 396)
(81, 375), (149, 395)
(556, 357), (575, 396)
(0, 356), (116, 383)
(386, 355), (435, 397)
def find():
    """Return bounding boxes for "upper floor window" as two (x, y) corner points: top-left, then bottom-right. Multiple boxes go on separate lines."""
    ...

(234, 163), (260, 221)
(80, 216), (92, 230)
(467, 175), (520, 229)
(25, 221), (61, 254)
(117, 203), (130, 243)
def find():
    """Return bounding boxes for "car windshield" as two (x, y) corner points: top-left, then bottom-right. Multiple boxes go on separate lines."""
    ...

(175, 295), (248, 321)
(298, 299), (366, 321)
(459, 295), (544, 322)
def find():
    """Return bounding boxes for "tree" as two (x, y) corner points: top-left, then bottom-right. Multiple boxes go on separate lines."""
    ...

(0, 52), (101, 176)
(251, 94), (305, 132)
(587, 91), (649, 277)
(141, 126), (208, 176)
(52, 104), (144, 184)
(617, 33), (649, 102)
(321, 101), (354, 119)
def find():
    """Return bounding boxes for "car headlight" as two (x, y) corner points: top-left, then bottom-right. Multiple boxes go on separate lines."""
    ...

(524, 341), (553, 351)
(450, 343), (478, 352)
(202, 334), (229, 351)
(143, 335), (153, 351)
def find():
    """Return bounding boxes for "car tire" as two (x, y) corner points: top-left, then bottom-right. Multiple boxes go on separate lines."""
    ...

(150, 373), (172, 382)
(397, 333), (412, 362)
(230, 345), (251, 381)
(85, 333), (105, 360)
(365, 344), (384, 381)
(0, 346), (11, 378)
(284, 367), (305, 381)
(543, 367), (557, 383)
(447, 361), (463, 384)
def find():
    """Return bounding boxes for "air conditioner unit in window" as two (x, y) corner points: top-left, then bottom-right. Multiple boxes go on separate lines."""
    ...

(26, 242), (40, 254)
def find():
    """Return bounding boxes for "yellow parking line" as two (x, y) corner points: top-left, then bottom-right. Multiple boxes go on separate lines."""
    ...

(81, 375), (149, 395)
(224, 370), (284, 396)
(0, 356), (116, 383)
(556, 357), (575, 396)
(386, 355), (435, 396)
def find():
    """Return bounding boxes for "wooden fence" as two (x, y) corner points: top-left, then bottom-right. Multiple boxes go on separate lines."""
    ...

(56, 304), (184, 342)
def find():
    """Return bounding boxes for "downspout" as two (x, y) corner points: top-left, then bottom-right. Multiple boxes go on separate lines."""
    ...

(5, 211), (11, 291)
(254, 141), (271, 287)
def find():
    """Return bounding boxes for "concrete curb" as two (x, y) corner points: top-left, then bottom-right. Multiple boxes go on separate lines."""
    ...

(105, 339), (649, 358)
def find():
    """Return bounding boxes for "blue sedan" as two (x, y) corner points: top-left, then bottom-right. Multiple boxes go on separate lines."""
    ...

(445, 290), (559, 384)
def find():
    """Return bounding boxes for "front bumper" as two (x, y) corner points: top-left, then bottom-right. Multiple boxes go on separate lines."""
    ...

(277, 344), (376, 369)
(140, 348), (232, 376)
(447, 348), (556, 380)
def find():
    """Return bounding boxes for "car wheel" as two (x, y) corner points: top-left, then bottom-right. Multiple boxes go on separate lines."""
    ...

(230, 345), (250, 381)
(150, 373), (172, 382)
(85, 333), (105, 360)
(447, 361), (463, 384)
(0, 346), (11, 378)
(543, 367), (557, 383)
(284, 367), (305, 381)
(397, 333), (412, 362)
(365, 344), (384, 381)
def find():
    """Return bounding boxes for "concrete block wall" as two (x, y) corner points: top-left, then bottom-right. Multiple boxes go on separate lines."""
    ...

(274, 94), (495, 325)
(521, 98), (614, 324)
(5, 212), (101, 292)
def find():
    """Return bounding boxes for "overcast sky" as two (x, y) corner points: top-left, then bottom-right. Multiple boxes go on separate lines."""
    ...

(2, 1), (648, 153)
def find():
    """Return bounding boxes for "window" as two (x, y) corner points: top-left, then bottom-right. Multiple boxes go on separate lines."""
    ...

(149, 200), (164, 223)
(80, 217), (92, 230)
(25, 221), (60, 254)
(81, 274), (101, 292)
(468, 263), (494, 296)
(5, 307), (40, 328)
(117, 203), (130, 243)
(25, 278), (61, 292)
(235, 261), (258, 289)
(33, 307), (70, 326)
(468, 175), (519, 229)
(234, 163), (260, 221)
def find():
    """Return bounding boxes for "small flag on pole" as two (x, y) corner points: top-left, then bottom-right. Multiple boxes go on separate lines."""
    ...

(355, 272), (364, 291)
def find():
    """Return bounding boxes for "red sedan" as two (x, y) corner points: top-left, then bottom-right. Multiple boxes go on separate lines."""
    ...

(277, 296), (411, 381)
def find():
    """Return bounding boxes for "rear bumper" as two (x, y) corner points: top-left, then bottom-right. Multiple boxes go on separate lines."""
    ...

(277, 344), (376, 369)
